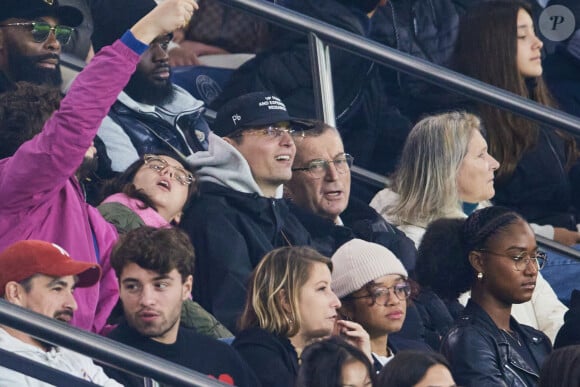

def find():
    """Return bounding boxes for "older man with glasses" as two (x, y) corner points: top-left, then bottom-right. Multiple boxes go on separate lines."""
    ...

(285, 120), (417, 272)
(180, 91), (313, 333)
(0, 0), (83, 92)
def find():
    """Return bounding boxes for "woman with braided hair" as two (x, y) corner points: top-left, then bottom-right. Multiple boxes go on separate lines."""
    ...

(418, 206), (552, 386)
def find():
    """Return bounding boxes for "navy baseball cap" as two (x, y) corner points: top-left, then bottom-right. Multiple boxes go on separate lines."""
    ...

(213, 92), (311, 137)
(0, 0), (83, 27)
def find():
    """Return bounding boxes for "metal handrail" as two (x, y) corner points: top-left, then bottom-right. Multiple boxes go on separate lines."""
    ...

(0, 300), (229, 387)
(57, 1), (580, 136)
(218, 0), (580, 137)
(308, 33), (336, 126)
(537, 235), (580, 262)
(351, 165), (390, 190)
(0, 347), (100, 386)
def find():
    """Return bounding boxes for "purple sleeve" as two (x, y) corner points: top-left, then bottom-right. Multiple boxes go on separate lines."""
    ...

(0, 37), (142, 209)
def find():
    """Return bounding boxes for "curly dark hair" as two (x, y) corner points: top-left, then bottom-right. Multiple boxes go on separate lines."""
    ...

(111, 226), (195, 282)
(416, 206), (524, 300)
(416, 218), (469, 300)
(0, 82), (62, 158)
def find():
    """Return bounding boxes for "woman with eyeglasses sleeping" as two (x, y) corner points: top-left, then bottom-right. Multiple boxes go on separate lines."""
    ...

(418, 206), (552, 387)
(331, 239), (430, 372)
(98, 154), (195, 231)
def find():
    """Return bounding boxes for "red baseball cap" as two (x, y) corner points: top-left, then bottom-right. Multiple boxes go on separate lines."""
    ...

(0, 240), (101, 296)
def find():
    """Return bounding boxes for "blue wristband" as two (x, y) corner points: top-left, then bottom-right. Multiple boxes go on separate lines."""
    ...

(120, 30), (149, 55)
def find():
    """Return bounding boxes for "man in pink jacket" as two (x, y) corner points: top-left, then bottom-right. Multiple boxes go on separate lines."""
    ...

(0, 0), (199, 333)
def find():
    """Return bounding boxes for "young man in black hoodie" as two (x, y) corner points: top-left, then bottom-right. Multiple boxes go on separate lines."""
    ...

(105, 227), (258, 387)
(180, 92), (312, 333)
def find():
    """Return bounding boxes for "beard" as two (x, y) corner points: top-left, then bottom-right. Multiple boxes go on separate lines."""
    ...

(7, 52), (62, 87)
(124, 67), (175, 106)
(126, 308), (180, 341)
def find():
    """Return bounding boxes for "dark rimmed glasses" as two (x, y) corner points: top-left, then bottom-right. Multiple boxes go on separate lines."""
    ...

(0, 21), (74, 45)
(143, 155), (194, 186)
(343, 282), (411, 306)
(477, 249), (547, 271)
(292, 153), (354, 179)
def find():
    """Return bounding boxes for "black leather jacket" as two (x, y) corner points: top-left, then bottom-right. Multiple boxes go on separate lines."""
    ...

(441, 300), (551, 387)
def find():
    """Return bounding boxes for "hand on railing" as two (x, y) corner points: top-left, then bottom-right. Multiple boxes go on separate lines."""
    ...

(553, 227), (580, 246)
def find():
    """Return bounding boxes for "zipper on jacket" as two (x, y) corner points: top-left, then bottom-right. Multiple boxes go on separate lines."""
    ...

(506, 359), (540, 379)
(271, 199), (293, 246)
(507, 356), (539, 379)
(504, 363), (531, 386)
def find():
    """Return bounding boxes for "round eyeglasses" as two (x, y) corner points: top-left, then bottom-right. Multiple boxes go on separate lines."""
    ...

(477, 249), (547, 271)
(0, 22), (74, 45)
(291, 154), (354, 179)
(143, 155), (194, 186)
(343, 282), (411, 305)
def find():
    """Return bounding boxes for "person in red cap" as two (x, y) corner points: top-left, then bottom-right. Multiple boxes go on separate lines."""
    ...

(0, 0), (84, 92)
(0, 240), (122, 386)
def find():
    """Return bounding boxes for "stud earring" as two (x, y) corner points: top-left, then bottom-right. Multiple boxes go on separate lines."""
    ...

(477, 272), (484, 280)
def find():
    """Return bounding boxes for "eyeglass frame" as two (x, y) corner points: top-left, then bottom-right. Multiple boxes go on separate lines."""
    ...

(0, 21), (75, 45)
(476, 249), (547, 271)
(229, 124), (305, 140)
(143, 155), (194, 186)
(342, 282), (411, 306)
(291, 153), (354, 179)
